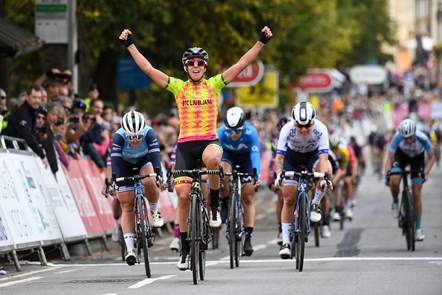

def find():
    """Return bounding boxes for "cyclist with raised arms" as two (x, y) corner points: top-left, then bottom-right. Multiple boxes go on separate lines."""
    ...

(273, 102), (332, 258)
(218, 106), (261, 256)
(384, 118), (435, 241)
(110, 111), (164, 265)
(119, 26), (272, 270)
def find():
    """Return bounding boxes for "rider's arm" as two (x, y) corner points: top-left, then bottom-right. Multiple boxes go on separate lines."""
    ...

(249, 125), (261, 179)
(222, 26), (272, 84)
(120, 29), (169, 87)
(145, 129), (163, 175)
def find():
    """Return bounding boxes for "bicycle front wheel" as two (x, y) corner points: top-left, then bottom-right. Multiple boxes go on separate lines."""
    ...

(199, 205), (208, 280)
(228, 193), (237, 269)
(190, 193), (200, 284)
(235, 200), (242, 268)
(137, 197), (151, 278)
(297, 192), (307, 272)
(402, 189), (415, 251)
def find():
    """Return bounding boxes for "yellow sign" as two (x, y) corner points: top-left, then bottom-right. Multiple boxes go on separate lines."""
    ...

(237, 71), (278, 108)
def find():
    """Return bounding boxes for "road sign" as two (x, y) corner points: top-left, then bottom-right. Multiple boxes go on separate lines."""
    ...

(291, 71), (333, 93)
(35, 0), (68, 44)
(349, 65), (387, 84)
(236, 70), (278, 108)
(226, 60), (264, 87)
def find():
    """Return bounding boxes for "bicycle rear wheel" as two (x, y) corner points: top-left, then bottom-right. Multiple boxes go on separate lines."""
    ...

(190, 193), (200, 284)
(228, 193), (237, 269)
(313, 221), (320, 247)
(297, 192), (307, 272)
(402, 189), (415, 251)
(235, 200), (242, 267)
(137, 197), (151, 278)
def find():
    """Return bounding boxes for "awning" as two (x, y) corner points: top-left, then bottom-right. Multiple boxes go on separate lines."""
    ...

(0, 17), (44, 58)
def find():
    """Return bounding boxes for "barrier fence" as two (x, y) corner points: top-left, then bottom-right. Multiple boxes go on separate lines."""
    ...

(0, 135), (274, 271)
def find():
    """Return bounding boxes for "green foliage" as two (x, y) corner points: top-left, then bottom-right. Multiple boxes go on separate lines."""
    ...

(4, 0), (394, 109)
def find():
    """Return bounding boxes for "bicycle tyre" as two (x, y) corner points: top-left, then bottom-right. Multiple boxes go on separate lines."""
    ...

(199, 206), (208, 280)
(190, 193), (200, 284)
(314, 221), (320, 247)
(228, 192), (236, 269)
(235, 198), (242, 267)
(403, 189), (415, 251)
(298, 192), (307, 272)
(137, 197), (151, 278)
(211, 227), (219, 249)
(119, 225), (126, 262)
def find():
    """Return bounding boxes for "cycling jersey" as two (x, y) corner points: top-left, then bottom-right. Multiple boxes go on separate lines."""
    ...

(166, 74), (227, 143)
(331, 145), (349, 169)
(217, 122), (261, 178)
(276, 119), (329, 155)
(389, 130), (432, 158)
(111, 127), (161, 166)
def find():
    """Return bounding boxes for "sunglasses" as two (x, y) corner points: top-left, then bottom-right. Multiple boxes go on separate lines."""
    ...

(63, 106), (72, 111)
(295, 121), (314, 129)
(37, 115), (45, 120)
(127, 134), (143, 141)
(404, 135), (415, 140)
(226, 128), (243, 135)
(185, 58), (206, 67)
(0, 95), (6, 99)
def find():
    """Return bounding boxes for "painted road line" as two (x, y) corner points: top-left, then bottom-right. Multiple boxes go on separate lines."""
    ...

(128, 275), (176, 288)
(0, 277), (42, 288)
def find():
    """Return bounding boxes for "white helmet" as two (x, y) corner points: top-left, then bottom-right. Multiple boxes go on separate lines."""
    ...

(122, 111), (146, 136)
(291, 101), (316, 126)
(224, 107), (245, 129)
(398, 118), (416, 138)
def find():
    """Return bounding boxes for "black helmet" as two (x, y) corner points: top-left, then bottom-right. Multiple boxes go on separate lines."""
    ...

(182, 47), (209, 67)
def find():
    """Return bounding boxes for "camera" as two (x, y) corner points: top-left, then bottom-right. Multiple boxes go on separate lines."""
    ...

(55, 117), (65, 126)
(69, 115), (80, 123)
(72, 99), (87, 110)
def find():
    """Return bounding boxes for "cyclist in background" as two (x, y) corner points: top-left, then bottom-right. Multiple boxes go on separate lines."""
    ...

(218, 107), (261, 256)
(269, 117), (291, 245)
(273, 102), (332, 258)
(110, 111), (165, 265)
(119, 26), (272, 270)
(384, 118), (435, 241)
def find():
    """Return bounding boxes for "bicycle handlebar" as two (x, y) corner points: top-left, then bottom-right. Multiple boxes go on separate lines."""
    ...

(115, 172), (158, 183)
(278, 170), (329, 188)
(166, 167), (224, 191)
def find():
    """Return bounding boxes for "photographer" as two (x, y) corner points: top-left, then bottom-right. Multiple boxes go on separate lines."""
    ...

(41, 102), (65, 176)
(63, 98), (88, 159)
(80, 110), (106, 169)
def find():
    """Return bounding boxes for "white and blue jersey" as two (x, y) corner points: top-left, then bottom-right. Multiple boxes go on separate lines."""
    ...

(389, 130), (432, 158)
(276, 119), (329, 172)
(111, 126), (162, 189)
(217, 122), (261, 179)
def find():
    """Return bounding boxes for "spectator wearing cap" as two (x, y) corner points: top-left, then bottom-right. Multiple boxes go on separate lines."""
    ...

(2, 85), (48, 169)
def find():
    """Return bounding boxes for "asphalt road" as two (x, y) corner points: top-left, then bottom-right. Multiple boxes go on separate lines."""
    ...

(1, 163), (442, 295)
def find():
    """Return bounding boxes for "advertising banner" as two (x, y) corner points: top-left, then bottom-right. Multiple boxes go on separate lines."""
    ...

(0, 152), (41, 247)
(63, 160), (105, 236)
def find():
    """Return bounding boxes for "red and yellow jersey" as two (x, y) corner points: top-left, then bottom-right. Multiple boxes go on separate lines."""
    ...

(332, 145), (350, 168)
(166, 74), (226, 143)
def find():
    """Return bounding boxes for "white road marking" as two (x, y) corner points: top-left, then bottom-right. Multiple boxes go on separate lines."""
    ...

(128, 275), (176, 289)
(0, 277), (42, 288)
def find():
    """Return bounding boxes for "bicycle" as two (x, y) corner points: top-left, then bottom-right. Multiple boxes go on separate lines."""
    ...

(168, 167), (223, 285)
(388, 169), (416, 251)
(278, 169), (329, 271)
(224, 166), (257, 269)
(114, 169), (161, 278)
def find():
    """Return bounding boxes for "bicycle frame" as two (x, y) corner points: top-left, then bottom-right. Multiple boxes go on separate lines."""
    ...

(390, 169), (416, 251)
(169, 168), (223, 285)
(114, 171), (160, 278)
(224, 167), (256, 269)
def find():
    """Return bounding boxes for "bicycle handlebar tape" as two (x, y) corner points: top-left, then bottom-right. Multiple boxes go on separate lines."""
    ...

(259, 30), (271, 44)
(121, 33), (134, 47)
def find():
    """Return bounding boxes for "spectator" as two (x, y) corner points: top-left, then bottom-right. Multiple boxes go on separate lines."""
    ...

(84, 83), (99, 112)
(41, 102), (65, 175)
(1, 85), (48, 169)
(80, 111), (105, 169)
(0, 88), (7, 132)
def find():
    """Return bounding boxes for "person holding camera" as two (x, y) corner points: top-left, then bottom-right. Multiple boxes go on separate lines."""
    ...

(40, 102), (65, 176)
(63, 98), (88, 159)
